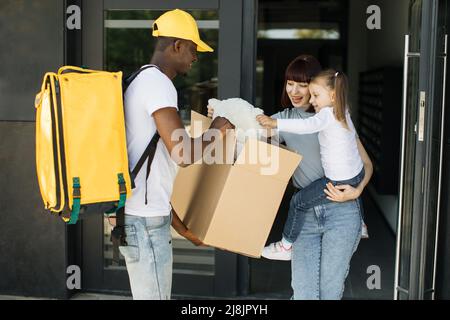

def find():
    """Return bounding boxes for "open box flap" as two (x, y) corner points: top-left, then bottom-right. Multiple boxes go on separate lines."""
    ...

(190, 110), (212, 137)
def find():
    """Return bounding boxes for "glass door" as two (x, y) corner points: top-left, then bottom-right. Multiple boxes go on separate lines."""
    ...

(395, 0), (422, 300)
(423, 0), (448, 300)
(395, 0), (448, 300)
(80, 0), (251, 297)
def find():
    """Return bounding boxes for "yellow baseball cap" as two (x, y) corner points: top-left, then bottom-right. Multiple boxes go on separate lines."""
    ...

(152, 9), (214, 52)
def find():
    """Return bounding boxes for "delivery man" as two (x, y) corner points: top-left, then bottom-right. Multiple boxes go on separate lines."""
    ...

(120, 9), (234, 300)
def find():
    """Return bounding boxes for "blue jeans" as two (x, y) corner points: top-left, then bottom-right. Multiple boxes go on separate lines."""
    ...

(291, 200), (362, 300)
(283, 169), (365, 243)
(119, 213), (173, 300)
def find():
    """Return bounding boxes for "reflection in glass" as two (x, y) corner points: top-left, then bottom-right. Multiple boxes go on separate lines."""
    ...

(258, 28), (340, 40)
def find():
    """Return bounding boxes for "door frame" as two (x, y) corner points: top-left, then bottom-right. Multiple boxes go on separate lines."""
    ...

(416, 0), (448, 300)
(395, 0), (448, 300)
(77, 0), (256, 297)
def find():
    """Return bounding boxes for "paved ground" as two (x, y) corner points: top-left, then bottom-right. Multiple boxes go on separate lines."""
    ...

(0, 293), (131, 300)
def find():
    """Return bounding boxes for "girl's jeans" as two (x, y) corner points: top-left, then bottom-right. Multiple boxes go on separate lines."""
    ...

(291, 200), (362, 300)
(119, 213), (173, 300)
(283, 168), (365, 243)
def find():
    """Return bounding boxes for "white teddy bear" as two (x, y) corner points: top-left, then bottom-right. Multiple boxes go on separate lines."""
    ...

(207, 98), (266, 158)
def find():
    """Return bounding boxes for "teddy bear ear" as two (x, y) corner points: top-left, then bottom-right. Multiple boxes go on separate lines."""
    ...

(207, 98), (220, 106)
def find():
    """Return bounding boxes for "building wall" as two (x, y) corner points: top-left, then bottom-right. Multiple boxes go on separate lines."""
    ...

(0, 0), (69, 298)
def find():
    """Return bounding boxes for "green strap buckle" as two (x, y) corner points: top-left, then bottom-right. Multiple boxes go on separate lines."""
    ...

(68, 177), (81, 225)
(116, 173), (127, 210)
(104, 173), (127, 215)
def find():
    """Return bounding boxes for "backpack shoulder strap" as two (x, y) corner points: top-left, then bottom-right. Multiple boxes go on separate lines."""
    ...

(125, 64), (163, 185)
(123, 64), (161, 92)
(131, 132), (160, 181)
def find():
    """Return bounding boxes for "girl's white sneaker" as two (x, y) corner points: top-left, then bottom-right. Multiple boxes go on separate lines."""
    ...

(261, 241), (292, 261)
(361, 223), (369, 239)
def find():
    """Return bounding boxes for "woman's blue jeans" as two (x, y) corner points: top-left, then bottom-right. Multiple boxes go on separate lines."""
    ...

(291, 200), (362, 300)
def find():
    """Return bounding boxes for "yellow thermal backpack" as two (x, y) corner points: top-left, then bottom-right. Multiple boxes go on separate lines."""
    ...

(35, 65), (160, 225)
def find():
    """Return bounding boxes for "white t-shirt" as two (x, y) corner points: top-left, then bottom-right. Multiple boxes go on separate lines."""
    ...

(124, 65), (179, 217)
(277, 107), (363, 181)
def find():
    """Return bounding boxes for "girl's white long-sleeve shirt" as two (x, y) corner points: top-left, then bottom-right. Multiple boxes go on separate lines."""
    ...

(277, 107), (363, 181)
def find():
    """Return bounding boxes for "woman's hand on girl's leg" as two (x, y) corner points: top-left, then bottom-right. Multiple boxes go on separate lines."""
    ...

(324, 182), (362, 202)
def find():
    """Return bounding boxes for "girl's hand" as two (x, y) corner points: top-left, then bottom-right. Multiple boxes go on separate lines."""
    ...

(207, 105), (214, 118)
(324, 183), (362, 202)
(256, 115), (277, 128)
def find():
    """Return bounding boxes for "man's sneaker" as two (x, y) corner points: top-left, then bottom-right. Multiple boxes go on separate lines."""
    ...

(261, 241), (292, 261)
(361, 223), (369, 239)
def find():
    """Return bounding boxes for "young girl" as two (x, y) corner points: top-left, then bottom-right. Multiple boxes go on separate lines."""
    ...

(257, 69), (366, 261)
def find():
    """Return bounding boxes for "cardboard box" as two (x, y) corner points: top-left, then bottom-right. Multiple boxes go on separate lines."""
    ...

(171, 111), (302, 257)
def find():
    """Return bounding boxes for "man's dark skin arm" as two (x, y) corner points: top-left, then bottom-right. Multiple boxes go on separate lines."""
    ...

(153, 107), (233, 167)
(171, 208), (205, 246)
